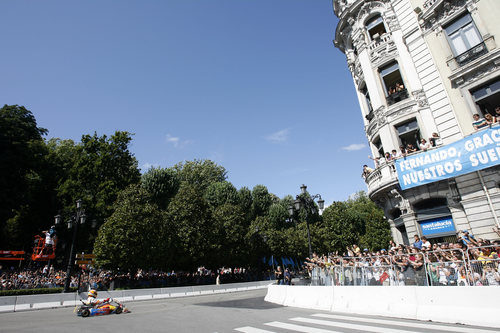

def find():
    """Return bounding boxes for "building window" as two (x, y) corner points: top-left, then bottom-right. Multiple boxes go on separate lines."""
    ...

(444, 13), (486, 66)
(379, 62), (408, 105)
(360, 85), (373, 120)
(471, 78), (500, 117)
(366, 15), (387, 40)
(396, 119), (421, 150)
(372, 137), (384, 158)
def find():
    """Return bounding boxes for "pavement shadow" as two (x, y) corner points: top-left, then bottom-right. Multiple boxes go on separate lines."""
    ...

(195, 297), (283, 310)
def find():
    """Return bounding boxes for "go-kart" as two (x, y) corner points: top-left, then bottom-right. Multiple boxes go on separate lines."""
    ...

(75, 298), (129, 317)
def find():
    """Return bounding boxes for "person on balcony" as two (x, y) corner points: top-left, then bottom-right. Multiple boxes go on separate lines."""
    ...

(391, 149), (399, 160)
(484, 113), (494, 125)
(429, 132), (442, 147)
(406, 143), (417, 153)
(397, 145), (407, 157)
(368, 155), (382, 168)
(419, 138), (431, 151)
(472, 113), (488, 130)
(362, 165), (374, 180)
(495, 107), (500, 123)
(395, 82), (405, 92)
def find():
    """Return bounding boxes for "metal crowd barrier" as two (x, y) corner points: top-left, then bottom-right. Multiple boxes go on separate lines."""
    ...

(308, 245), (499, 286)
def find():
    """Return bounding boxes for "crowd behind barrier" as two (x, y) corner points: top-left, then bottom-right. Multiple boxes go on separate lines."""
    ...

(1, 265), (272, 292)
(304, 236), (500, 287)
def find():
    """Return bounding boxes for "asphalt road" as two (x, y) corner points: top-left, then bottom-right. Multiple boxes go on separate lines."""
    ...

(0, 289), (498, 333)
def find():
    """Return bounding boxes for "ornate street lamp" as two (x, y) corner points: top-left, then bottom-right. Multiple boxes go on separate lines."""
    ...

(288, 184), (324, 258)
(62, 199), (86, 293)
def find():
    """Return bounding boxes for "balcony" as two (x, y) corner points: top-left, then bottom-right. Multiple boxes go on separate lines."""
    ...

(386, 88), (409, 106)
(368, 32), (393, 52)
(455, 42), (488, 67)
(368, 33), (396, 63)
(422, 0), (438, 10)
(365, 162), (399, 198)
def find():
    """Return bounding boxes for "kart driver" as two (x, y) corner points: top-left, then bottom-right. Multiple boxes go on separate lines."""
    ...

(84, 289), (110, 308)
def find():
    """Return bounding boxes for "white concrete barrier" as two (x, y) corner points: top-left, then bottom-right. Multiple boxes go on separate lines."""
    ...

(0, 280), (273, 313)
(32, 301), (61, 309)
(265, 285), (500, 328)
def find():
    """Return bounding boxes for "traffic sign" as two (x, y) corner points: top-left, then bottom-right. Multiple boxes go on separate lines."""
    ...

(75, 253), (96, 259)
(75, 260), (94, 265)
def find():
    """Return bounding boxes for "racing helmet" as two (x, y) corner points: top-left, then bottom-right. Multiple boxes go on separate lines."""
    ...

(88, 289), (98, 298)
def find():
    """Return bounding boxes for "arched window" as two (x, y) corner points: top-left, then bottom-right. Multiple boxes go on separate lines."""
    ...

(379, 62), (408, 105)
(366, 15), (387, 40)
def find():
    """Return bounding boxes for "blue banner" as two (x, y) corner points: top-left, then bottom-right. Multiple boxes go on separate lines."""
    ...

(420, 216), (455, 236)
(396, 126), (500, 190)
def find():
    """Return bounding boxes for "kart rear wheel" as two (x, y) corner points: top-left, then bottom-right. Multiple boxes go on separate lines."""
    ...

(81, 309), (90, 317)
(115, 307), (123, 314)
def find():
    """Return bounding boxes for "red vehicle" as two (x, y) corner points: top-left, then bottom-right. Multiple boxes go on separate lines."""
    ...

(75, 299), (129, 317)
(31, 235), (57, 261)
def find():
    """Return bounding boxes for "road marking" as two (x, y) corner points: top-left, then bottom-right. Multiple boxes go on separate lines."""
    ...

(264, 321), (342, 333)
(234, 327), (276, 333)
(312, 313), (497, 333)
(291, 317), (421, 333)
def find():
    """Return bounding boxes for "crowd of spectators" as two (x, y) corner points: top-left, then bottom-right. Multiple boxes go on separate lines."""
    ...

(0, 265), (271, 292)
(0, 266), (67, 290)
(362, 132), (443, 180)
(362, 107), (500, 179)
(304, 228), (500, 287)
(472, 107), (499, 130)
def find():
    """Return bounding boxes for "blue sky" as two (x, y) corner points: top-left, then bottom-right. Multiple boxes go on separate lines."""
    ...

(1, 0), (370, 205)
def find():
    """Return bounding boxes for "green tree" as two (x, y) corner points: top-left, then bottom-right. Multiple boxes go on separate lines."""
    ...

(351, 192), (391, 251)
(55, 131), (141, 249)
(173, 159), (226, 192)
(322, 201), (359, 254)
(141, 167), (179, 209)
(94, 185), (171, 271)
(166, 184), (213, 269)
(268, 202), (289, 229)
(0, 105), (50, 248)
(211, 204), (247, 266)
(251, 185), (272, 218)
(204, 181), (239, 210)
(237, 186), (253, 222)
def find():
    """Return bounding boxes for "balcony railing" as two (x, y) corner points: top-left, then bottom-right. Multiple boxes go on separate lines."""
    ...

(455, 42), (488, 66)
(365, 162), (398, 196)
(386, 88), (409, 106)
(368, 32), (393, 52)
(423, 0), (438, 10)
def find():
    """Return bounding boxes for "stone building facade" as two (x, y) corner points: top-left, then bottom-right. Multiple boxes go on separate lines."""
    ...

(333, 0), (500, 244)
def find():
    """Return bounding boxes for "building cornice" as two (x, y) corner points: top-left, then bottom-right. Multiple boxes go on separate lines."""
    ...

(418, 0), (479, 35)
(449, 47), (500, 87)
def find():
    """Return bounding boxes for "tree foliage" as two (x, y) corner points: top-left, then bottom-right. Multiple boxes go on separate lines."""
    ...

(54, 131), (141, 248)
(141, 167), (179, 209)
(0, 105), (50, 247)
(251, 185), (272, 218)
(94, 185), (171, 270)
(173, 159), (227, 191)
(204, 181), (239, 209)
(0, 106), (393, 272)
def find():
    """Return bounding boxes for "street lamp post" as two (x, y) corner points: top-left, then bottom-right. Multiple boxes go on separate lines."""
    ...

(63, 199), (86, 293)
(287, 184), (324, 258)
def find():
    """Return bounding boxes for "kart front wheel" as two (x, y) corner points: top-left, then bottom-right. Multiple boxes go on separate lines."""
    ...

(115, 307), (123, 314)
(81, 309), (90, 317)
